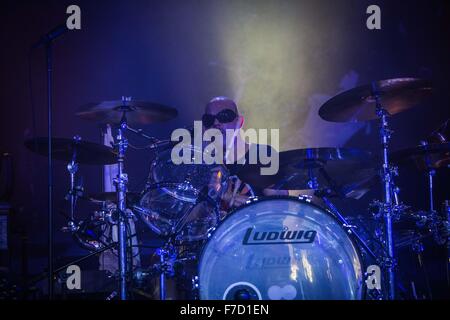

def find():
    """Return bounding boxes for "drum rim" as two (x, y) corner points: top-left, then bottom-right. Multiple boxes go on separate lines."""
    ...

(197, 195), (366, 300)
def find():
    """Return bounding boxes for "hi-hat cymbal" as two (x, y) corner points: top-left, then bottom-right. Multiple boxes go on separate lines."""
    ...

(88, 192), (140, 204)
(24, 137), (117, 165)
(236, 147), (375, 195)
(319, 78), (433, 122)
(76, 100), (178, 125)
(391, 142), (450, 170)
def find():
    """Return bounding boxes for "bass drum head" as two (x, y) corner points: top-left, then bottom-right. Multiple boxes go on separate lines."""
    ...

(198, 196), (363, 300)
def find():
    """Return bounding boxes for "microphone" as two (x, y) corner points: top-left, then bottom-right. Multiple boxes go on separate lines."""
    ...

(31, 24), (69, 49)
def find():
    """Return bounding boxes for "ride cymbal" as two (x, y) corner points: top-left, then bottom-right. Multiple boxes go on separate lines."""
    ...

(319, 78), (432, 122)
(76, 99), (178, 125)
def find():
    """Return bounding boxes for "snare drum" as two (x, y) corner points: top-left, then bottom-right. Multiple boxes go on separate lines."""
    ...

(197, 196), (364, 300)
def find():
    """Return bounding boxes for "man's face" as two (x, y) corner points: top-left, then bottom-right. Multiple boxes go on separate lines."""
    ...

(203, 99), (242, 149)
(203, 99), (240, 135)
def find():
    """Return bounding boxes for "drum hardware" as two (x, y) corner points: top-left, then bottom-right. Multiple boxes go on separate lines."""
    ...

(390, 140), (450, 246)
(136, 241), (179, 300)
(133, 203), (172, 233)
(156, 251), (169, 301)
(429, 211), (449, 246)
(74, 96), (179, 300)
(30, 130), (134, 297)
(65, 136), (82, 233)
(125, 125), (159, 142)
(111, 97), (132, 300)
(192, 275), (199, 296)
(319, 78), (435, 299)
(444, 201), (450, 287)
(24, 135), (121, 298)
(23, 76), (447, 299)
(374, 92), (398, 301)
(392, 142), (450, 215)
(70, 208), (113, 251)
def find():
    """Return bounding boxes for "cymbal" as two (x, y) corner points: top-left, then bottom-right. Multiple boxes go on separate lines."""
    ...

(24, 137), (117, 165)
(236, 147), (375, 194)
(88, 192), (140, 204)
(76, 100), (178, 125)
(391, 142), (450, 170)
(319, 78), (433, 122)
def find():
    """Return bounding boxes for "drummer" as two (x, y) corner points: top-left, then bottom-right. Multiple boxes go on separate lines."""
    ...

(201, 96), (288, 211)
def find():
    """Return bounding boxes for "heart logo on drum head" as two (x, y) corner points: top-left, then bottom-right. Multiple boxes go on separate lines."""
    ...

(267, 284), (297, 300)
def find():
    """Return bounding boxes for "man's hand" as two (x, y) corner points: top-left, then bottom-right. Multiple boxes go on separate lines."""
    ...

(221, 178), (250, 208)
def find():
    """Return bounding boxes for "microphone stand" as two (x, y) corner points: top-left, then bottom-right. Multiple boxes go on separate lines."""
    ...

(46, 42), (54, 300)
(32, 23), (69, 300)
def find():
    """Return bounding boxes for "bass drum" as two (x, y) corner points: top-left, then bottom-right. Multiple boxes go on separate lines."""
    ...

(198, 196), (364, 300)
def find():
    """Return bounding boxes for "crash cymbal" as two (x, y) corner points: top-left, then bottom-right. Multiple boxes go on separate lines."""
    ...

(88, 192), (140, 204)
(391, 142), (450, 170)
(24, 137), (117, 165)
(319, 78), (432, 122)
(76, 99), (178, 125)
(236, 147), (375, 194)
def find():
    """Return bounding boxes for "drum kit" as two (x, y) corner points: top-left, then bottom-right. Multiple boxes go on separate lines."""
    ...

(24, 78), (449, 300)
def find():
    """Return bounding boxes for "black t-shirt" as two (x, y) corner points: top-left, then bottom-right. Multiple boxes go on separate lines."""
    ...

(225, 143), (278, 196)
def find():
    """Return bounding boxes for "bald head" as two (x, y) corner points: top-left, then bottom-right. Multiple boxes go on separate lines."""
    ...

(205, 96), (239, 115)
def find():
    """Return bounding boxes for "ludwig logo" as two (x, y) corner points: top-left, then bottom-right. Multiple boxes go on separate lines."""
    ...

(242, 227), (317, 245)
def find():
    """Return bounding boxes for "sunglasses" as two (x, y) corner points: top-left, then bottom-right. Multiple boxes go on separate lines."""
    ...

(202, 109), (237, 128)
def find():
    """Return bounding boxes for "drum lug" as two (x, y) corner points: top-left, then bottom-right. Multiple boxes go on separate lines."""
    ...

(297, 194), (313, 203)
(192, 275), (200, 296)
(343, 224), (357, 229)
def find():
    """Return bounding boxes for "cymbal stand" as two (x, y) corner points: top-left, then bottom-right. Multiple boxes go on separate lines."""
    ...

(113, 96), (132, 300)
(155, 241), (176, 300)
(372, 81), (398, 300)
